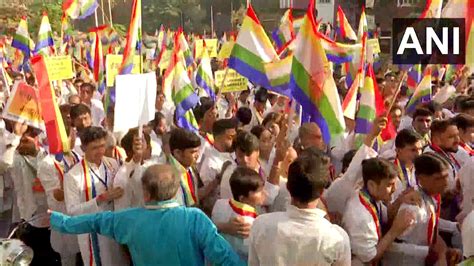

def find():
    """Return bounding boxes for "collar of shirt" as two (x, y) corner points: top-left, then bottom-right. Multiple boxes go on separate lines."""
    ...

(286, 205), (327, 222)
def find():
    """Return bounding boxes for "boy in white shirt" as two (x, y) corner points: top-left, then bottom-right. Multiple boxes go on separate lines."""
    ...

(212, 166), (265, 261)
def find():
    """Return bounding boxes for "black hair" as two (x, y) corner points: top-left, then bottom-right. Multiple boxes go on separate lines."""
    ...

(194, 97), (215, 122)
(233, 131), (259, 155)
(80, 82), (96, 92)
(120, 128), (151, 157)
(236, 107), (252, 126)
(250, 125), (267, 139)
(230, 166), (264, 201)
(361, 158), (397, 187)
(254, 88), (268, 103)
(149, 112), (166, 130)
(80, 126), (108, 146)
(73, 78), (84, 85)
(412, 108), (434, 120)
(342, 150), (357, 173)
(70, 103), (91, 120)
(169, 128), (201, 152)
(414, 153), (449, 176)
(459, 99), (474, 113)
(262, 112), (281, 128)
(287, 155), (329, 204)
(212, 118), (237, 137)
(452, 113), (474, 131)
(430, 119), (456, 137)
(395, 129), (422, 149)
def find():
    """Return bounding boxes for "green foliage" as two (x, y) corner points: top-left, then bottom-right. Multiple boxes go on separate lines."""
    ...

(28, 1), (64, 35)
(112, 24), (127, 37)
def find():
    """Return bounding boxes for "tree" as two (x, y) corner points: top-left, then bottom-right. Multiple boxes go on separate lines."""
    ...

(27, 1), (64, 35)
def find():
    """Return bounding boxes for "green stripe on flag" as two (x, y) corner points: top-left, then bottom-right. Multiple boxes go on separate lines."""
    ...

(230, 44), (265, 73)
(270, 75), (290, 87)
(174, 83), (195, 104)
(357, 105), (376, 120)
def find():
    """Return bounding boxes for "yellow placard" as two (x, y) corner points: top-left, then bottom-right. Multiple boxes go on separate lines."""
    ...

(44, 56), (74, 81)
(218, 41), (235, 60)
(2, 82), (43, 129)
(106, 55), (141, 87)
(195, 39), (218, 58)
(368, 39), (381, 54)
(214, 69), (248, 93)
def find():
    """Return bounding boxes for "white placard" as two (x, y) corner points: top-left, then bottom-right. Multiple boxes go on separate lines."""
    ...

(114, 72), (157, 133)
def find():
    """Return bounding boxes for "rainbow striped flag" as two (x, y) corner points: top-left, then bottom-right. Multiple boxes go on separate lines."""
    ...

(337, 6), (357, 41)
(195, 41), (215, 100)
(172, 53), (199, 129)
(320, 35), (360, 64)
(178, 109), (199, 133)
(62, 0), (98, 20)
(289, 0), (345, 145)
(119, 0), (142, 75)
(178, 30), (194, 68)
(406, 67), (432, 114)
(35, 13), (55, 56)
(421, 0), (443, 18)
(264, 55), (293, 98)
(11, 17), (35, 68)
(407, 64), (422, 93)
(355, 64), (385, 135)
(228, 4), (278, 89)
(271, 9), (295, 54)
(357, 7), (368, 41)
(90, 28), (105, 94)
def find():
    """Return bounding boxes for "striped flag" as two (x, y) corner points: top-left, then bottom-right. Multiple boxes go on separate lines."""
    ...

(90, 27), (105, 94)
(337, 6), (357, 41)
(62, 0), (98, 20)
(195, 41), (215, 100)
(228, 4), (278, 89)
(172, 54), (200, 132)
(119, 0), (142, 75)
(357, 7), (368, 41)
(407, 64), (423, 94)
(355, 64), (385, 135)
(264, 55), (293, 98)
(11, 16), (35, 69)
(177, 30), (194, 68)
(421, 0), (443, 18)
(289, 0), (346, 145)
(35, 13), (55, 56)
(271, 9), (295, 54)
(320, 35), (360, 64)
(406, 67), (432, 114)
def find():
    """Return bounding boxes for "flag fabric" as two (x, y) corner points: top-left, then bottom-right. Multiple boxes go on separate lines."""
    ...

(12, 17), (35, 57)
(90, 27), (105, 94)
(357, 7), (368, 41)
(228, 4), (279, 89)
(31, 55), (70, 154)
(407, 64), (423, 93)
(355, 64), (385, 135)
(271, 9), (295, 54)
(195, 41), (215, 100)
(177, 109), (199, 133)
(320, 35), (360, 64)
(119, 0), (142, 75)
(35, 13), (55, 56)
(172, 54), (200, 132)
(177, 30), (194, 68)
(289, 0), (346, 145)
(62, 0), (99, 20)
(406, 67), (432, 114)
(420, 0), (443, 18)
(342, 71), (363, 120)
(264, 54), (293, 98)
(337, 6), (357, 41)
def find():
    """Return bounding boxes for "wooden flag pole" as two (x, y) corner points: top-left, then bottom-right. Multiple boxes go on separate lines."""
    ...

(108, 0), (114, 27)
(386, 71), (407, 115)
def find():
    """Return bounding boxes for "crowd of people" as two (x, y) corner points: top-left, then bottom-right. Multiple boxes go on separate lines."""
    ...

(0, 60), (474, 266)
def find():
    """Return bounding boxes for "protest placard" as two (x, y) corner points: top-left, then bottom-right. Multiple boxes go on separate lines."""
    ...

(217, 41), (235, 60)
(44, 56), (74, 81)
(195, 39), (218, 58)
(2, 82), (44, 129)
(368, 39), (381, 54)
(106, 55), (141, 87)
(114, 72), (157, 133)
(214, 69), (248, 93)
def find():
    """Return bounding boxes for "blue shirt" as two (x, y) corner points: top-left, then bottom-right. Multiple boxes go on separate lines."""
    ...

(50, 200), (244, 266)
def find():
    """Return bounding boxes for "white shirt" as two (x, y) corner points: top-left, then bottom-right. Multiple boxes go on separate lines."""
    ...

(199, 145), (233, 185)
(249, 205), (351, 266)
(113, 161), (145, 210)
(212, 199), (255, 260)
(459, 158), (474, 218)
(323, 144), (377, 216)
(156, 101), (175, 130)
(249, 104), (264, 128)
(342, 192), (388, 264)
(423, 146), (459, 191)
(267, 177), (291, 212)
(149, 131), (163, 158)
(90, 99), (105, 127)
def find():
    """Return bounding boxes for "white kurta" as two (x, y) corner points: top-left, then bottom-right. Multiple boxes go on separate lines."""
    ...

(249, 205), (351, 266)
(424, 146), (459, 191)
(64, 157), (127, 266)
(90, 99), (105, 127)
(113, 160), (146, 210)
(459, 158), (474, 218)
(38, 154), (80, 265)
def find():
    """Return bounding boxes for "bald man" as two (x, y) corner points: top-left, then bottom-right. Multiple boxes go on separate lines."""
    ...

(49, 165), (243, 266)
(68, 94), (81, 105)
(298, 122), (326, 151)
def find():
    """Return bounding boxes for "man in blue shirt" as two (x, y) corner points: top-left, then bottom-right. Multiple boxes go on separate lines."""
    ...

(49, 164), (244, 266)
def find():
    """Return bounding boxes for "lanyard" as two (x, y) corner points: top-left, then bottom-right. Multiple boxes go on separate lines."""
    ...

(429, 144), (461, 176)
(394, 158), (413, 189)
(89, 163), (108, 190)
(420, 188), (441, 245)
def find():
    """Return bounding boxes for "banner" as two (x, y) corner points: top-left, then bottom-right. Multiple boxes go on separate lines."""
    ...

(114, 73), (157, 133)
(217, 41), (235, 60)
(31, 55), (70, 154)
(106, 55), (141, 87)
(195, 39), (218, 58)
(44, 56), (74, 81)
(368, 38), (381, 54)
(214, 69), (248, 93)
(2, 82), (44, 129)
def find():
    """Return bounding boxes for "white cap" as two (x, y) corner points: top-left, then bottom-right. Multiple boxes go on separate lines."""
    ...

(462, 211), (474, 258)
